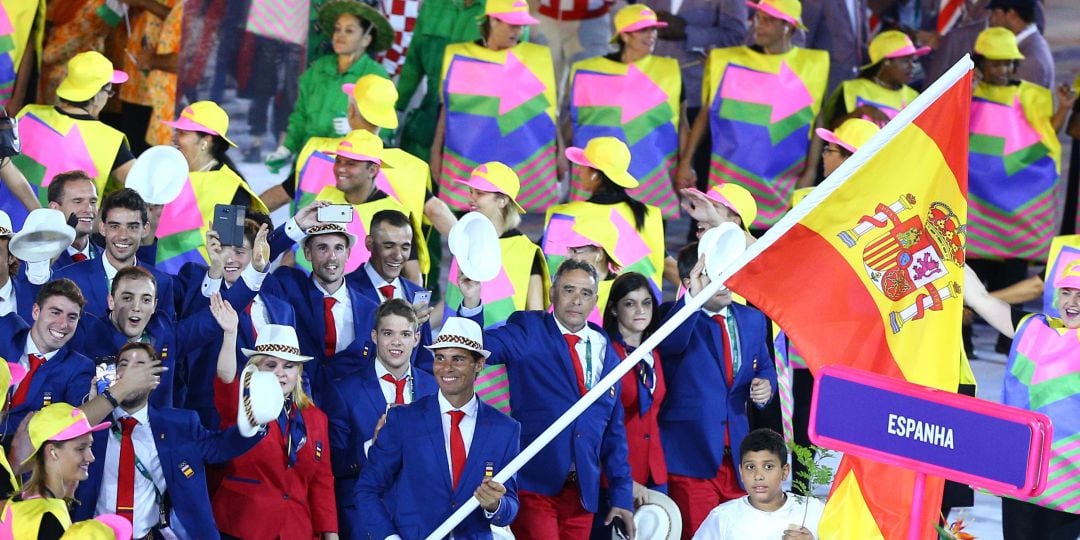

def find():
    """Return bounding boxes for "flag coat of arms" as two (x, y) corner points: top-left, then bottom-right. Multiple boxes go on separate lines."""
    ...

(725, 58), (973, 539)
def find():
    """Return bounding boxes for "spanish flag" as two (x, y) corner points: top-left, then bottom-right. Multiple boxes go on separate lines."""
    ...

(725, 58), (973, 539)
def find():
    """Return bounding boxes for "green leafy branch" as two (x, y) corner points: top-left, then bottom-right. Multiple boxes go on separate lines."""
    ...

(789, 442), (836, 528)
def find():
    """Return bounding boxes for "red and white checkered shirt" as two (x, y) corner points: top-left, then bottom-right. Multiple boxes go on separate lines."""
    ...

(377, 0), (421, 77)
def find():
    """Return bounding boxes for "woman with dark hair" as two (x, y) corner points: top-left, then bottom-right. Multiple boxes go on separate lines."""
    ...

(567, 5), (685, 219)
(0, 404), (109, 539)
(543, 137), (666, 293)
(593, 271), (669, 537)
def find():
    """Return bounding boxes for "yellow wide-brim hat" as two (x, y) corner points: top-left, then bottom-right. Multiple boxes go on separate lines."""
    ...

(342, 74), (399, 129)
(165, 101), (237, 147)
(460, 161), (526, 214)
(565, 137), (638, 189)
(56, 51), (129, 102)
(974, 27), (1025, 61)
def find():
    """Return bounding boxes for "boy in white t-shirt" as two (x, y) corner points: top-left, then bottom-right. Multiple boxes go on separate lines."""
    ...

(692, 428), (825, 540)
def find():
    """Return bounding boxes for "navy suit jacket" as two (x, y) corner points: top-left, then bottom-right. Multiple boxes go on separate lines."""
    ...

(0, 314), (96, 441)
(7, 273), (39, 324)
(53, 257), (178, 321)
(320, 356), (438, 539)
(73, 406), (262, 539)
(346, 263), (435, 372)
(658, 300), (777, 480)
(468, 310), (634, 512)
(263, 267), (378, 403)
(51, 243), (103, 272)
(356, 394), (520, 540)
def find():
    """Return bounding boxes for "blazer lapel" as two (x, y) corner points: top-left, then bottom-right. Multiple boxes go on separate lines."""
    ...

(455, 405), (496, 499)
(424, 399), (453, 493)
(87, 259), (108, 311)
(362, 363), (388, 412)
(701, 317), (729, 387)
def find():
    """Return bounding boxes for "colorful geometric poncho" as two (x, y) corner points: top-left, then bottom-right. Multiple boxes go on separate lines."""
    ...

(438, 41), (558, 213)
(968, 81), (1060, 262)
(703, 46), (828, 229)
(568, 55), (682, 218)
(1004, 314), (1080, 513)
(0, 0), (44, 108)
(833, 77), (920, 125)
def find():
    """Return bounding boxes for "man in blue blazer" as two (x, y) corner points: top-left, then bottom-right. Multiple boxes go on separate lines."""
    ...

(346, 209), (435, 372)
(0, 279), (96, 443)
(357, 317), (519, 540)
(53, 188), (177, 320)
(263, 223), (379, 401)
(659, 244), (776, 539)
(73, 342), (263, 540)
(457, 259), (635, 540)
(322, 298), (439, 539)
(44, 170), (102, 270)
(0, 212), (37, 322)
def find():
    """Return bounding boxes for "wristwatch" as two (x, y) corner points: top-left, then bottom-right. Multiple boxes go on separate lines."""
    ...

(101, 388), (120, 408)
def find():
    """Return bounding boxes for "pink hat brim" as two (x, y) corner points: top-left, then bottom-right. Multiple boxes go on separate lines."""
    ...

(95, 514), (134, 540)
(1055, 275), (1080, 290)
(746, 1), (803, 29)
(111, 70), (129, 84)
(460, 174), (505, 196)
(53, 418), (111, 442)
(335, 150), (381, 164)
(885, 44), (932, 59)
(815, 127), (856, 153)
(564, 147), (596, 168)
(490, 11), (539, 25)
(341, 83), (356, 97)
(620, 20), (669, 33)
(164, 116), (220, 137)
(696, 186), (739, 215)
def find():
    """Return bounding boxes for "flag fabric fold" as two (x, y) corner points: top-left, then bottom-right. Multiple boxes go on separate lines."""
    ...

(725, 57), (973, 540)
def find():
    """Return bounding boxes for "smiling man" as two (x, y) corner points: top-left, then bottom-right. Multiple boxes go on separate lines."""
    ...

(458, 259), (636, 539)
(320, 299), (438, 538)
(45, 171), (100, 269)
(53, 188), (177, 320)
(357, 316), (520, 539)
(0, 279), (96, 445)
(348, 209), (435, 371)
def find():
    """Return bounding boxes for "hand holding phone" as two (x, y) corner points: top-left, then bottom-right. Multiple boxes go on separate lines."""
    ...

(213, 204), (247, 247)
(317, 204), (354, 223)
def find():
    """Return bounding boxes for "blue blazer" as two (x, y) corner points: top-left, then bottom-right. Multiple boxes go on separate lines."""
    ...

(8, 272), (40, 324)
(0, 314), (96, 441)
(658, 301), (777, 480)
(320, 355), (438, 539)
(356, 394), (520, 540)
(471, 310), (634, 512)
(346, 263), (434, 373)
(53, 257), (178, 321)
(263, 267), (378, 403)
(73, 406), (262, 539)
(51, 243), (103, 272)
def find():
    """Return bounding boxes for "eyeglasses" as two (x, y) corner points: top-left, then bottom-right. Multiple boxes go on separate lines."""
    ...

(822, 147), (843, 157)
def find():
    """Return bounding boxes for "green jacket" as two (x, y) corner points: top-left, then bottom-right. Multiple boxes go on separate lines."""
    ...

(284, 54), (389, 153)
(395, 0), (484, 160)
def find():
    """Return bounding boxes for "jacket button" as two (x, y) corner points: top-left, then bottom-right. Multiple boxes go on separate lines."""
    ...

(643, 434), (650, 440)
(283, 494), (289, 501)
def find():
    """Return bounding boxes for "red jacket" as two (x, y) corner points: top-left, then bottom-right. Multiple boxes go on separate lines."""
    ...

(212, 378), (337, 539)
(615, 344), (668, 486)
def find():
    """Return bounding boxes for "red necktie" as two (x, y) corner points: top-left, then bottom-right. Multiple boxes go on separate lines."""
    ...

(714, 314), (734, 447)
(323, 297), (338, 358)
(71, 253), (88, 263)
(116, 417), (139, 523)
(448, 410), (466, 490)
(377, 284), (395, 301)
(380, 374), (407, 404)
(563, 334), (587, 396)
(246, 301), (258, 341)
(11, 354), (46, 407)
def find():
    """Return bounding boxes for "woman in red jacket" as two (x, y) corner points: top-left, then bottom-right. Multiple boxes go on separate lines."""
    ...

(210, 294), (338, 540)
(598, 272), (669, 536)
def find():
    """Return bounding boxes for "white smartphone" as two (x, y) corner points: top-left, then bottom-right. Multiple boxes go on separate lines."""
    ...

(317, 205), (354, 223)
(412, 290), (432, 306)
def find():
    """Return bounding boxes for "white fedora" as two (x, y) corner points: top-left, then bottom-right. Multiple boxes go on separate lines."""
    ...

(614, 489), (682, 540)
(425, 317), (491, 359)
(237, 363), (286, 437)
(125, 145), (189, 205)
(0, 210), (12, 238)
(9, 209), (76, 263)
(449, 212), (501, 282)
(697, 221), (746, 280)
(304, 223), (357, 248)
(241, 324), (314, 363)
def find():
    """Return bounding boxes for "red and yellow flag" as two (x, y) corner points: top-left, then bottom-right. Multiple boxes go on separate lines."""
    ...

(725, 60), (973, 539)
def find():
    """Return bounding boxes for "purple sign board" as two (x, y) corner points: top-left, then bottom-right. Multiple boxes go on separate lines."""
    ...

(809, 366), (1052, 498)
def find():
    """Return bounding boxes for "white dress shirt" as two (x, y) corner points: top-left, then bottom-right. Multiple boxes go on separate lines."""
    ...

(21, 334), (60, 370)
(553, 317), (606, 390)
(438, 391), (479, 475)
(95, 405), (168, 539)
(199, 264), (270, 298)
(374, 360), (416, 405)
(314, 278), (355, 354)
(102, 255), (123, 292)
(0, 278), (14, 317)
(363, 263), (404, 301)
(1016, 24), (1037, 46)
(67, 243), (93, 260)
(702, 305), (742, 375)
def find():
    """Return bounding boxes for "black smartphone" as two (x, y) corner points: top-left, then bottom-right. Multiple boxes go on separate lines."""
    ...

(611, 516), (630, 540)
(213, 204), (247, 247)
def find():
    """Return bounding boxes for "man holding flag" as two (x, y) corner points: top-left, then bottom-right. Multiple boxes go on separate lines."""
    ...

(722, 57), (973, 538)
